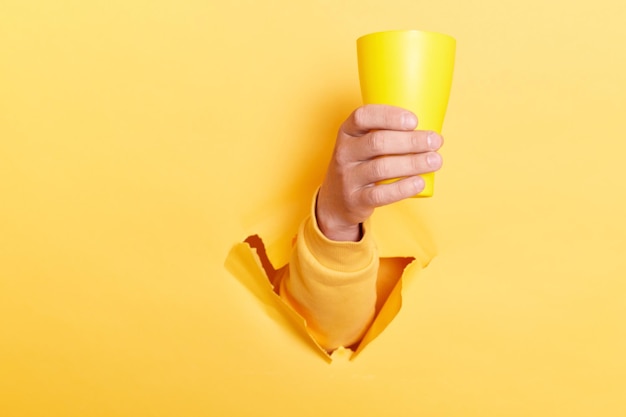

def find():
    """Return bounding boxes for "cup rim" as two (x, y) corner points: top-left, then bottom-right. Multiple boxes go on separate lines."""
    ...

(357, 29), (456, 43)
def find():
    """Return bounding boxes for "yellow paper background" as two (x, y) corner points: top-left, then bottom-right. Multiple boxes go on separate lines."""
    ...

(1, 0), (625, 416)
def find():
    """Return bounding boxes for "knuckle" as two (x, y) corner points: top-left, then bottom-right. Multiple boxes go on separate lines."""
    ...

(366, 187), (386, 207)
(352, 106), (368, 128)
(382, 107), (395, 127)
(334, 142), (350, 165)
(411, 132), (424, 150)
(368, 131), (386, 155)
(412, 154), (425, 172)
(398, 179), (417, 198)
(370, 158), (388, 179)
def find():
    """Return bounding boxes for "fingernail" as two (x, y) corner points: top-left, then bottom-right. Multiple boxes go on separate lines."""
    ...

(427, 153), (442, 168)
(427, 132), (442, 150)
(401, 112), (417, 129)
(413, 176), (425, 191)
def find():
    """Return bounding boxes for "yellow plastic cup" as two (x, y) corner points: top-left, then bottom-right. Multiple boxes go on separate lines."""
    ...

(357, 30), (456, 197)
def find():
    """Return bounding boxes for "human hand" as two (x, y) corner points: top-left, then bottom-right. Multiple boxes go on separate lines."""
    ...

(316, 104), (444, 242)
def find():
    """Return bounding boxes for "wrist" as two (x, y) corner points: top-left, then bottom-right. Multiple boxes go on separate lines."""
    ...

(318, 221), (362, 242)
(315, 196), (362, 243)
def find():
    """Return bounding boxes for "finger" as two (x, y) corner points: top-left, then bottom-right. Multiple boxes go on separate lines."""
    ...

(340, 105), (417, 138)
(352, 130), (443, 161)
(358, 176), (426, 208)
(355, 152), (443, 185)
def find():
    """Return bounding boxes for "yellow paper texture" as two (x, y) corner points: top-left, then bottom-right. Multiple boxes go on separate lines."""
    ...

(2, 0), (626, 416)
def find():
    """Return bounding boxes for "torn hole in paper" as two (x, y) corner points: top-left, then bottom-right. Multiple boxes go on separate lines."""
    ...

(225, 234), (422, 361)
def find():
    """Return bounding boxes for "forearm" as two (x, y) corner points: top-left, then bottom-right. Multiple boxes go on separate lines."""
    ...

(279, 197), (379, 351)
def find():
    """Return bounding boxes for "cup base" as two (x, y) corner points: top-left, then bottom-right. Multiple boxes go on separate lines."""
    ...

(378, 171), (434, 198)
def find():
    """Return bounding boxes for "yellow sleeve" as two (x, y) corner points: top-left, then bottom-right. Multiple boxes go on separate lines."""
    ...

(278, 194), (379, 351)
